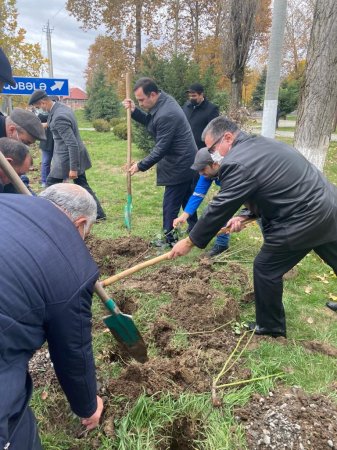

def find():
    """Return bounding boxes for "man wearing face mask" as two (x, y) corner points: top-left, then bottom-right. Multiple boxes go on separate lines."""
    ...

(171, 116), (337, 337)
(173, 147), (230, 257)
(28, 90), (106, 221)
(182, 83), (219, 150)
(0, 184), (103, 450)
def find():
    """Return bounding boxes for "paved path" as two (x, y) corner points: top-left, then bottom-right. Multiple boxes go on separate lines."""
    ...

(79, 122), (337, 142)
(251, 120), (337, 142)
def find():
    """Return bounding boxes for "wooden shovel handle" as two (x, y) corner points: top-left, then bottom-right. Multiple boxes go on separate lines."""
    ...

(217, 217), (255, 235)
(126, 72), (132, 195)
(102, 252), (171, 286)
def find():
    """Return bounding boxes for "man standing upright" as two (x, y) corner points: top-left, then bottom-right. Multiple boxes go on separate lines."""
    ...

(182, 83), (219, 149)
(123, 77), (198, 247)
(28, 90), (106, 221)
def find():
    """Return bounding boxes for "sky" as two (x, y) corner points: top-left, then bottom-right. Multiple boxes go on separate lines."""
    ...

(16, 0), (103, 90)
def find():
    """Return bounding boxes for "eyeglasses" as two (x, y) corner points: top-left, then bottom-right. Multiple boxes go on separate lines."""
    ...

(207, 135), (224, 153)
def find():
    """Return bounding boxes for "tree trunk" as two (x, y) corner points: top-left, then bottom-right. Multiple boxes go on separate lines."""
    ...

(135, 1), (142, 73)
(294, 0), (337, 171)
(261, 0), (287, 138)
(230, 72), (243, 111)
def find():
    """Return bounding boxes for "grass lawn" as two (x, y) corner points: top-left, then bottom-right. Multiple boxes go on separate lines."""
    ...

(28, 116), (337, 449)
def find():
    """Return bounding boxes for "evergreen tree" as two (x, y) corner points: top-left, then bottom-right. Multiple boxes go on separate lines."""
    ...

(85, 69), (120, 121)
(251, 67), (267, 109)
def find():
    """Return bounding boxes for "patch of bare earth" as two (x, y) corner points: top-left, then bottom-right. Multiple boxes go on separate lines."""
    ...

(235, 387), (337, 449)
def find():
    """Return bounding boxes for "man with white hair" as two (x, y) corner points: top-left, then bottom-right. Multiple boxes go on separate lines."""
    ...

(0, 184), (103, 450)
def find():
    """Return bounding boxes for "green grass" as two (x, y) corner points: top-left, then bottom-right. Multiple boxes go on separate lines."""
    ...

(29, 117), (337, 449)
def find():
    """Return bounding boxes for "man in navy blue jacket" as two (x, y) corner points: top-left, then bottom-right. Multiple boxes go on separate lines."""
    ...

(0, 184), (103, 449)
(123, 78), (198, 246)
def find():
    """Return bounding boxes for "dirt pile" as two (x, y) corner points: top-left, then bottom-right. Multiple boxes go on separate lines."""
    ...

(235, 387), (337, 449)
(86, 235), (150, 273)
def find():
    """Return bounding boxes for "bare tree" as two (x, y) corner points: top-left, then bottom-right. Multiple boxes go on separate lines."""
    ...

(222, 0), (262, 110)
(294, 0), (337, 170)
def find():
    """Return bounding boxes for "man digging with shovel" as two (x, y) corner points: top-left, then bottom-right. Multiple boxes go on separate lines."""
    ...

(170, 116), (337, 338)
(0, 184), (103, 449)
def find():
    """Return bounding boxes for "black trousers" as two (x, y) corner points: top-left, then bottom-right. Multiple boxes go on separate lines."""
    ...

(163, 179), (198, 243)
(46, 172), (106, 220)
(254, 240), (337, 332)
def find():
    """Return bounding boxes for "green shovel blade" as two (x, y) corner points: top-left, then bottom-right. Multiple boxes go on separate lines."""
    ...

(103, 298), (148, 363)
(124, 194), (132, 230)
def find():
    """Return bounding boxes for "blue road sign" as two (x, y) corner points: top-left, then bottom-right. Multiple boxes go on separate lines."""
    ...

(2, 77), (69, 96)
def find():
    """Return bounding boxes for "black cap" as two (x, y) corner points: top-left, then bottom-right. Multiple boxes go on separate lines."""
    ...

(186, 83), (204, 94)
(0, 47), (16, 87)
(10, 108), (46, 141)
(28, 89), (48, 105)
(191, 147), (214, 171)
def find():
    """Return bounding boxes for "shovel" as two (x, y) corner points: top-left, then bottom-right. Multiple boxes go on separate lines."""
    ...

(0, 152), (148, 363)
(102, 252), (171, 286)
(124, 72), (133, 231)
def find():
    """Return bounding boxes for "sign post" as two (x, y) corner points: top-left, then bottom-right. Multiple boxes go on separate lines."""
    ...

(1, 77), (69, 96)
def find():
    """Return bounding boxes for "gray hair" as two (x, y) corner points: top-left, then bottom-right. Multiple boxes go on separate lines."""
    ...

(39, 184), (97, 227)
(201, 116), (239, 142)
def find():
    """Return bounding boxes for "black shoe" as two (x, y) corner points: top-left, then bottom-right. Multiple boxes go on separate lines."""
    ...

(326, 301), (337, 312)
(95, 216), (107, 223)
(205, 244), (229, 258)
(248, 322), (286, 338)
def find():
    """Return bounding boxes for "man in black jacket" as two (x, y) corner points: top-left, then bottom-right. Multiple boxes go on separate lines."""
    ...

(170, 116), (337, 336)
(0, 184), (103, 449)
(182, 83), (219, 149)
(123, 78), (198, 246)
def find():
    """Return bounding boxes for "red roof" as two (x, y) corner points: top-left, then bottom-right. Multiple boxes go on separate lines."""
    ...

(63, 87), (87, 100)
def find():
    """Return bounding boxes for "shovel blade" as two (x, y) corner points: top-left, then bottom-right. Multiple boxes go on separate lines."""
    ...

(103, 299), (148, 363)
(124, 194), (132, 230)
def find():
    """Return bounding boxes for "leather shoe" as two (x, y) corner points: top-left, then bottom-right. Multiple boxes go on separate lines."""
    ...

(326, 301), (337, 312)
(205, 244), (229, 258)
(248, 322), (286, 338)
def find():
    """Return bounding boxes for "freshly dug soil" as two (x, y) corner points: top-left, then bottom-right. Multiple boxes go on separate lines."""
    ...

(235, 387), (337, 449)
(28, 237), (337, 449)
(86, 235), (150, 273)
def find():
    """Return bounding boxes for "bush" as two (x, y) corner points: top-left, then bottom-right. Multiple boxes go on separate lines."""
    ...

(113, 122), (128, 140)
(211, 90), (230, 114)
(133, 122), (155, 153)
(110, 117), (124, 128)
(92, 119), (111, 132)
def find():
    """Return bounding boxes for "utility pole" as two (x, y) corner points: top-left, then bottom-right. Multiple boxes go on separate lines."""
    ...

(43, 21), (54, 77)
(261, 0), (287, 138)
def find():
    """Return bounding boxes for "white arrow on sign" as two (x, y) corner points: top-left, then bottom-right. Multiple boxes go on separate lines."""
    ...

(51, 81), (65, 91)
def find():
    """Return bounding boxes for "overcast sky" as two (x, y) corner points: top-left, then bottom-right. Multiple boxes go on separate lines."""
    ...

(16, 0), (103, 90)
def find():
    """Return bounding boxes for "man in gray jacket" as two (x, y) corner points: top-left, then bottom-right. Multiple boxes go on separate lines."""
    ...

(123, 78), (197, 246)
(28, 90), (106, 220)
(171, 116), (337, 336)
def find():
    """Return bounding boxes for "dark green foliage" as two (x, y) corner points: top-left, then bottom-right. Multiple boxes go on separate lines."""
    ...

(251, 67), (267, 110)
(133, 122), (155, 154)
(278, 78), (301, 115)
(113, 122), (128, 140)
(139, 49), (218, 106)
(92, 119), (111, 132)
(85, 69), (121, 121)
(211, 90), (230, 114)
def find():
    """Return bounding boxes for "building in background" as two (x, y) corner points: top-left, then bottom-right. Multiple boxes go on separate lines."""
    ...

(62, 87), (87, 110)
